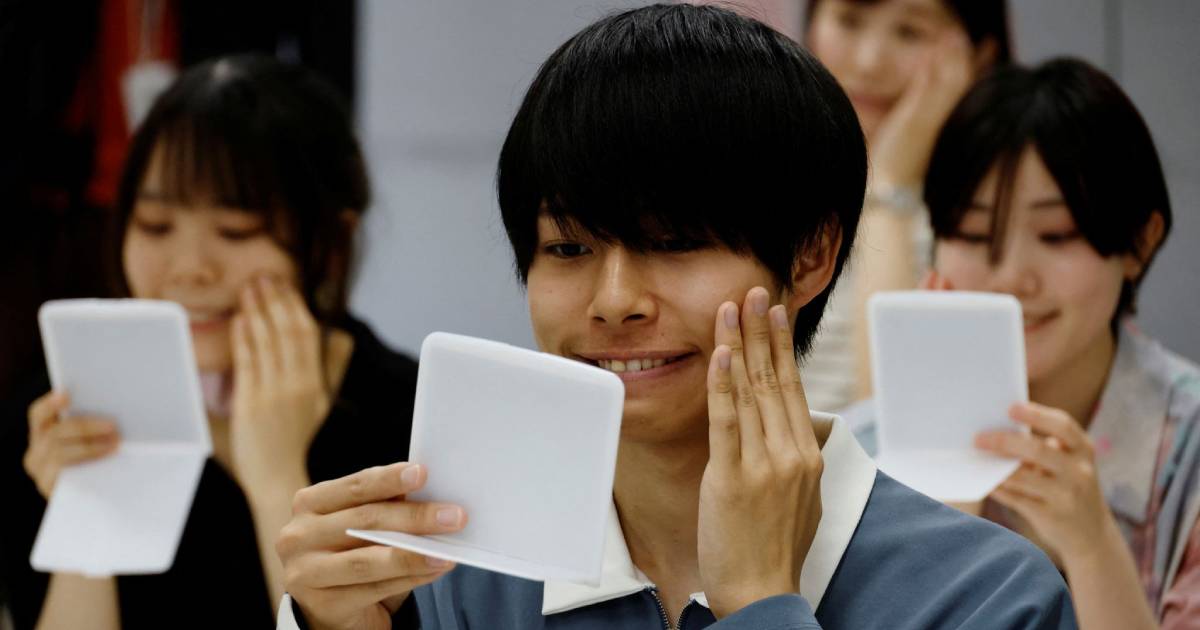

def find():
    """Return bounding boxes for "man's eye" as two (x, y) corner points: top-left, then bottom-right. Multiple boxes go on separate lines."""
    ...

(544, 242), (592, 258)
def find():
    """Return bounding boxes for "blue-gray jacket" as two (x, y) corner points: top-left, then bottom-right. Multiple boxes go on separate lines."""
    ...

(281, 416), (1076, 630)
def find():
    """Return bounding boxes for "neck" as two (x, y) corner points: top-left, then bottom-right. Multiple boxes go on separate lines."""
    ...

(1030, 330), (1118, 429)
(612, 427), (709, 586)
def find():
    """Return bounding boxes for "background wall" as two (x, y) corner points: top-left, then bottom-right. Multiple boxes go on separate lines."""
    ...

(353, 0), (1200, 361)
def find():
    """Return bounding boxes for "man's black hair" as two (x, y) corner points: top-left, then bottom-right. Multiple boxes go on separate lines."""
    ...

(497, 3), (867, 356)
(926, 57), (1172, 319)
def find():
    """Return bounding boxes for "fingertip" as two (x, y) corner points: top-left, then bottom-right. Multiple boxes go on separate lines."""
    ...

(722, 302), (739, 330)
(399, 463), (425, 490)
(715, 345), (732, 370)
(769, 304), (788, 331)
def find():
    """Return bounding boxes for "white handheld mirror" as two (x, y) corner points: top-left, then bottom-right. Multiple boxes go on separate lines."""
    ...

(32, 299), (211, 576)
(868, 291), (1027, 502)
(348, 332), (624, 585)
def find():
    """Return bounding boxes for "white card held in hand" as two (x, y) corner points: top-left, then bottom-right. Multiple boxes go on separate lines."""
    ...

(348, 332), (624, 585)
(31, 299), (210, 577)
(868, 291), (1027, 502)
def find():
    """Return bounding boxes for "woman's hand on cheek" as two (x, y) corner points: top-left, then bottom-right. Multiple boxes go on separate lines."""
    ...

(975, 402), (1118, 564)
(870, 30), (974, 189)
(697, 287), (823, 618)
(230, 276), (330, 498)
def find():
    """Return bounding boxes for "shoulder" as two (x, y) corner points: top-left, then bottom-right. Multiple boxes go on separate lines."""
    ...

(821, 472), (1075, 629)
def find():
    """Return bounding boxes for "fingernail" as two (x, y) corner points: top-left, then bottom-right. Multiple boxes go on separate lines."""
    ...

(426, 556), (452, 568)
(770, 305), (788, 330)
(974, 434), (992, 448)
(436, 507), (462, 527)
(401, 464), (422, 487)
(723, 304), (738, 329)
(751, 288), (768, 315)
(717, 346), (731, 370)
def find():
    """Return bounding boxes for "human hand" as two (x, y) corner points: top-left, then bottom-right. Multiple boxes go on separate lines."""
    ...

(278, 463), (465, 630)
(23, 391), (119, 499)
(870, 30), (974, 190)
(697, 287), (823, 618)
(230, 277), (330, 495)
(918, 269), (954, 291)
(975, 402), (1118, 564)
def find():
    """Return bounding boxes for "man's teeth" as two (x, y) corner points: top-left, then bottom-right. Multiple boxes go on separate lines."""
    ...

(597, 358), (672, 373)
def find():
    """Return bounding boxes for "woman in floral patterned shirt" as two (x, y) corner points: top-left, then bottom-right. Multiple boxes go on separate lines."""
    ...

(851, 58), (1199, 629)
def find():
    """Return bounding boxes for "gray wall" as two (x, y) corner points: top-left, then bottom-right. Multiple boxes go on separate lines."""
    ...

(354, 0), (1199, 361)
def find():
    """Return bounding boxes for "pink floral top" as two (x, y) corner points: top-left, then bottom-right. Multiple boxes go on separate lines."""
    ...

(984, 320), (1200, 626)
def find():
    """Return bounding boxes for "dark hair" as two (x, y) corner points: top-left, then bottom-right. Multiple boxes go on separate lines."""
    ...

(925, 58), (1172, 317)
(114, 54), (369, 325)
(805, 0), (1012, 65)
(497, 4), (867, 356)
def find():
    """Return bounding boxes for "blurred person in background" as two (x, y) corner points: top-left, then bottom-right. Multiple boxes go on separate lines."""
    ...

(2, 56), (417, 630)
(854, 58), (1198, 629)
(801, 0), (1010, 411)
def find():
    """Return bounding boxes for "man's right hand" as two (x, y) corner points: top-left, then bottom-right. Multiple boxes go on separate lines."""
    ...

(278, 463), (467, 630)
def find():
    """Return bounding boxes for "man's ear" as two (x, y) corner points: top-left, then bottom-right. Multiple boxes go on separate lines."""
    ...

(785, 223), (843, 312)
(1123, 210), (1166, 280)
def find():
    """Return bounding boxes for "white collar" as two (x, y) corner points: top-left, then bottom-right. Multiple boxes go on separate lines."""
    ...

(542, 412), (877, 615)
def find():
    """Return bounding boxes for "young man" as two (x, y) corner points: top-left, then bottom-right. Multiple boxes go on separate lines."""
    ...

(276, 6), (1077, 629)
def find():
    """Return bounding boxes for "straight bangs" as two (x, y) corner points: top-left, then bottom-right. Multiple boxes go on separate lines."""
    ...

(113, 55), (372, 324)
(499, 4), (866, 289)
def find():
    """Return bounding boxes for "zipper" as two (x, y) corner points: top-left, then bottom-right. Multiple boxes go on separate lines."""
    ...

(649, 587), (674, 630)
(648, 587), (698, 630)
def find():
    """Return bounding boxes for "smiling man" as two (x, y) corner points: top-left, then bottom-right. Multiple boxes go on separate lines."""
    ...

(275, 5), (1076, 629)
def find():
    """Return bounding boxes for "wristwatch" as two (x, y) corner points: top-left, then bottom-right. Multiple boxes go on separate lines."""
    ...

(866, 182), (925, 217)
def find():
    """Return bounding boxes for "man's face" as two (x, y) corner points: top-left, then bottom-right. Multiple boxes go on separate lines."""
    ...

(527, 216), (786, 445)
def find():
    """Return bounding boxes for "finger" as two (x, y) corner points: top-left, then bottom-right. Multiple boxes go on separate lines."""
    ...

(232, 314), (257, 392)
(28, 391), (70, 434)
(714, 301), (765, 463)
(242, 281), (279, 384)
(293, 463), (428, 515)
(304, 569), (453, 618)
(304, 500), (468, 552)
(291, 545), (454, 589)
(283, 284), (322, 374)
(918, 270), (938, 291)
(975, 430), (1067, 475)
(53, 435), (120, 467)
(48, 418), (119, 443)
(262, 277), (314, 377)
(767, 305), (816, 452)
(990, 485), (1045, 517)
(739, 288), (794, 458)
(706, 344), (739, 467)
(1008, 403), (1085, 452)
(994, 466), (1051, 503)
